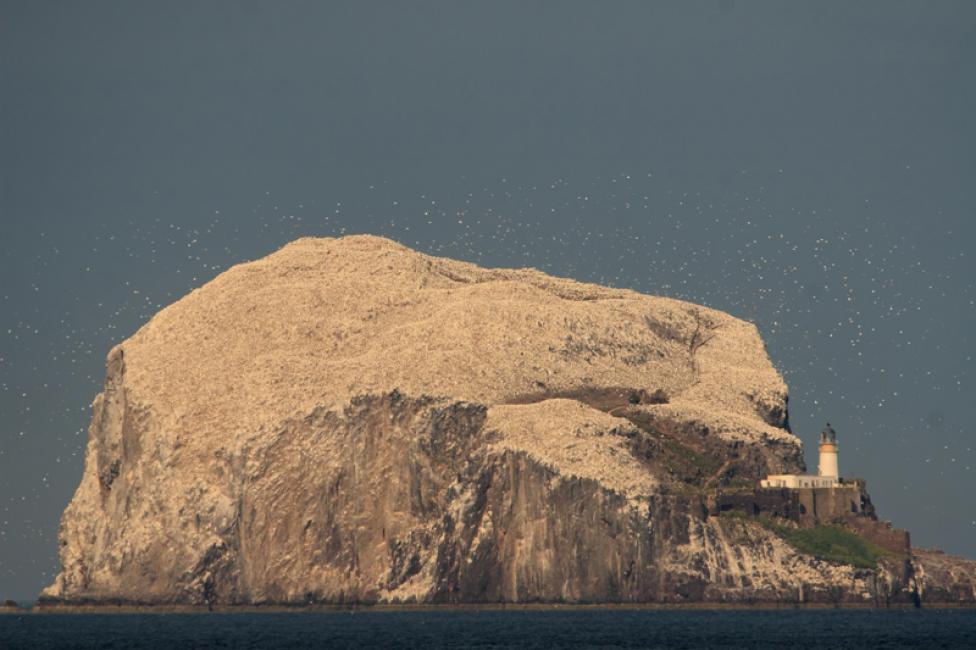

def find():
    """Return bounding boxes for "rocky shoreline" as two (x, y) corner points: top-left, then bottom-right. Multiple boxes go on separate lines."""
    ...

(26, 600), (976, 614)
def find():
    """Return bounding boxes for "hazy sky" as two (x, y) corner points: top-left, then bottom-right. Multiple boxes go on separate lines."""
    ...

(2, 1), (974, 599)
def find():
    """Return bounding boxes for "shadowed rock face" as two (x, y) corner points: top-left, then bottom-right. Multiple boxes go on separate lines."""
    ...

(41, 236), (972, 606)
(912, 550), (976, 603)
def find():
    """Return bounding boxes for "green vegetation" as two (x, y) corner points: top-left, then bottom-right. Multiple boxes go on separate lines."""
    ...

(720, 510), (887, 569)
(616, 410), (724, 488)
(656, 434), (721, 477)
(771, 523), (886, 569)
(719, 478), (757, 492)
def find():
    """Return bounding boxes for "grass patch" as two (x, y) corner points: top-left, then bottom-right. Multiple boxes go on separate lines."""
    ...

(720, 511), (886, 569)
(772, 524), (885, 569)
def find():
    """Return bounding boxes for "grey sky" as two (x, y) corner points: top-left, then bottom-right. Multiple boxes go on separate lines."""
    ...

(1, 1), (974, 599)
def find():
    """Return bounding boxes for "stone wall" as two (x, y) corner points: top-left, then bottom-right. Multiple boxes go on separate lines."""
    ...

(844, 516), (911, 556)
(711, 481), (907, 555)
(709, 488), (801, 521)
(796, 485), (864, 525)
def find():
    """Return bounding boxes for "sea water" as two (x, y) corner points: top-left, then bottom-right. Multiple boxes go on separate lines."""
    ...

(1, 608), (975, 649)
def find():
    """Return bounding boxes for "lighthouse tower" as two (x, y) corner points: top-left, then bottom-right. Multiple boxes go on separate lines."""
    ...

(818, 423), (839, 479)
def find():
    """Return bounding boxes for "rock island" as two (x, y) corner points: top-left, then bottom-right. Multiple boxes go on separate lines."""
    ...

(40, 236), (976, 608)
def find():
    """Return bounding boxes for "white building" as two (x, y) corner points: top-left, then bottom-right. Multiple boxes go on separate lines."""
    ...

(760, 423), (841, 489)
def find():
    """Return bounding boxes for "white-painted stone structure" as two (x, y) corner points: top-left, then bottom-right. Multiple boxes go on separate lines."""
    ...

(760, 423), (841, 489)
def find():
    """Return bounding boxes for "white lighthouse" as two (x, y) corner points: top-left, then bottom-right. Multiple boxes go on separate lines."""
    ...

(760, 423), (842, 489)
(818, 422), (839, 479)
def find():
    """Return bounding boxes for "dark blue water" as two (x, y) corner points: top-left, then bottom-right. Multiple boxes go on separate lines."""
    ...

(2, 609), (975, 649)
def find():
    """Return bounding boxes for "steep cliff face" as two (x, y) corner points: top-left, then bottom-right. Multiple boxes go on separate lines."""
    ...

(40, 236), (962, 606)
(912, 550), (976, 603)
